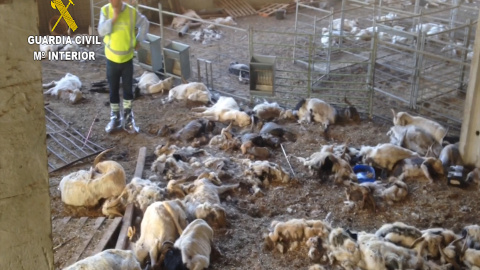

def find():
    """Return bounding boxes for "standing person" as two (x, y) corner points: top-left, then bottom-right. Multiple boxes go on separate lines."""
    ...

(98, 0), (149, 134)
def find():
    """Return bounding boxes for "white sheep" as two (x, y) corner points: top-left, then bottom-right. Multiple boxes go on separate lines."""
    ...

(134, 200), (188, 268)
(375, 222), (422, 248)
(102, 177), (166, 218)
(391, 109), (447, 144)
(166, 82), (212, 104)
(59, 149), (126, 207)
(63, 249), (141, 270)
(43, 73), (82, 104)
(265, 218), (331, 253)
(192, 96), (251, 127)
(359, 143), (419, 171)
(170, 173), (238, 228)
(162, 219), (214, 270)
(137, 71), (175, 95)
(387, 125), (443, 157)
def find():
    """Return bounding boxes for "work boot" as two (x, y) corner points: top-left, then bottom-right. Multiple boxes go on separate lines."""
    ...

(123, 108), (139, 134)
(105, 111), (122, 134)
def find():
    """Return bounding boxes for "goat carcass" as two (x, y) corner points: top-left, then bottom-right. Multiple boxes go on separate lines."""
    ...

(59, 149), (126, 207)
(162, 219), (214, 270)
(136, 71), (174, 95)
(134, 200), (188, 268)
(192, 96), (251, 127)
(43, 73), (82, 104)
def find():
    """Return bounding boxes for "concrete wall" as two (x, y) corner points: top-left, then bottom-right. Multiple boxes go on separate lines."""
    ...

(0, 1), (54, 269)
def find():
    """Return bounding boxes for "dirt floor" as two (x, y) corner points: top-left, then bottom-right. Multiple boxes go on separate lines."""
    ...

(44, 3), (480, 270)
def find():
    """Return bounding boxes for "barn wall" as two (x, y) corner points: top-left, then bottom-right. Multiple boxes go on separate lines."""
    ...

(0, 1), (54, 269)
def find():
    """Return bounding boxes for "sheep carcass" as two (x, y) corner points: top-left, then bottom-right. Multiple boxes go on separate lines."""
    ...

(102, 177), (166, 218)
(63, 249), (141, 270)
(390, 156), (445, 183)
(387, 125), (443, 157)
(265, 218), (331, 253)
(136, 71), (174, 95)
(295, 144), (356, 184)
(294, 98), (360, 130)
(207, 16), (237, 29)
(410, 228), (459, 259)
(375, 222), (422, 248)
(162, 219), (214, 270)
(359, 143), (419, 171)
(59, 149), (126, 207)
(166, 82), (212, 104)
(391, 109), (447, 144)
(327, 228), (362, 269)
(134, 200), (188, 268)
(43, 73), (82, 104)
(235, 158), (291, 195)
(252, 101), (285, 122)
(169, 174), (238, 228)
(192, 96), (251, 127)
(439, 143), (463, 168)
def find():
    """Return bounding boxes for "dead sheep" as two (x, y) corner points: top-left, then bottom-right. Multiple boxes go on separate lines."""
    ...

(391, 109), (447, 144)
(192, 96), (251, 127)
(327, 228), (362, 269)
(208, 122), (241, 151)
(235, 158), (291, 195)
(439, 143), (463, 168)
(294, 98), (336, 129)
(162, 219), (214, 270)
(169, 173), (238, 228)
(102, 177), (166, 218)
(374, 222), (422, 248)
(390, 156), (445, 183)
(357, 233), (426, 270)
(136, 71), (174, 95)
(462, 224), (480, 249)
(295, 144), (356, 184)
(165, 82), (212, 104)
(293, 98), (360, 130)
(43, 73), (82, 104)
(207, 16), (237, 29)
(387, 124), (443, 157)
(59, 149), (126, 207)
(265, 218), (332, 253)
(359, 143), (419, 171)
(133, 200), (188, 268)
(251, 101), (285, 122)
(173, 119), (215, 143)
(306, 236), (328, 262)
(410, 228), (459, 259)
(465, 168), (480, 189)
(63, 249), (141, 270)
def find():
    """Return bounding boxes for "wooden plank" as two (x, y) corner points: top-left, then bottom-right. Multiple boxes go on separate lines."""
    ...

(257, 3), (289, 17)
(217, 0), (256, 18)
(65, 217), (106, 266)
(115, 203), (135, 250)
(92, 217), (123, 254)
(133, 147), (147, 179)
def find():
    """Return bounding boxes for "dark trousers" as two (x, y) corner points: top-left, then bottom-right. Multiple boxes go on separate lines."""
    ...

(106, 58), (134, 104)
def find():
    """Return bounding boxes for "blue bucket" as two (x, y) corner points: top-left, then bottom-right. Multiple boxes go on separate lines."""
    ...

(353, 164), (376, 183)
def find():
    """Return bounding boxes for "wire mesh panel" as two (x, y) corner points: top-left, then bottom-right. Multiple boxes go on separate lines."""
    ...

(45, 107), (105, 173)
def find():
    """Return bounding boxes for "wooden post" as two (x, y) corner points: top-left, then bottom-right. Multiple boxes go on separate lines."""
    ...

(459, 13), (480, 167)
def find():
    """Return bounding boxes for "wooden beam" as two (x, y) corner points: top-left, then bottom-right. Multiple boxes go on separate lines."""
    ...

(65, 217), (105, 266)
(115, 204), (135, 250)
(92, 217), (122, 254)
(134, 146), (147, 179)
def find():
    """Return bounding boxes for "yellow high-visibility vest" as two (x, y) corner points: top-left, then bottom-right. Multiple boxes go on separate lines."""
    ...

(101, 4), (136, 63)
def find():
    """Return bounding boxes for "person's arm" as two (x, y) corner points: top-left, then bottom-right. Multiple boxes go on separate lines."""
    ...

(98, 6), (121, 37)
(135, 11), (149, 43)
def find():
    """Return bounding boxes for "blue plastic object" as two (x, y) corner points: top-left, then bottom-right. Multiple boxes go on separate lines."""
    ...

(353, 164), (376, 183)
